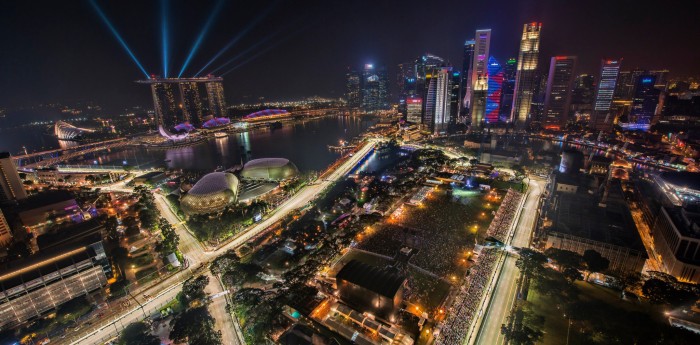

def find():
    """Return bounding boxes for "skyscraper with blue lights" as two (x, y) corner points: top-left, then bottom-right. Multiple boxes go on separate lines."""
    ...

(625, 75), (660, 130)
(485, 57), (503, 124)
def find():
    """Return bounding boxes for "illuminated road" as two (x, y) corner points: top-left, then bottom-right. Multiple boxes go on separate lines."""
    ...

(206, 273), (244, 345)
(473, 177), (544, 345)
(216, 141), (375, 253)
(68, 141), (375, 344)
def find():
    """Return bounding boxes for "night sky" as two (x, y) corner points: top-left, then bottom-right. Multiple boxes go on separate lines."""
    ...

(1, 0), (698, 112)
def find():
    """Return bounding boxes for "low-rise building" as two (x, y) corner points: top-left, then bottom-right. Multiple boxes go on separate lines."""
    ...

(334, 260), (406, 322)
(0, 209), (12, 248)
(0, 235), (111, 328)
(544, 177), (647, 273)
(651, 206), (700, 283)
(17, 191), (84, 236)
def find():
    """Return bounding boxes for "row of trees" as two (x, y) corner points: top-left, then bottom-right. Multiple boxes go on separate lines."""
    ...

(505, 248), (700, 345)
(186, 201), (269, 243)
(116, 275), (221, 345)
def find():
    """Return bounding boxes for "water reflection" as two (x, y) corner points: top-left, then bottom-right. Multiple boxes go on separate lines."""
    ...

(68, 116), (376, 172)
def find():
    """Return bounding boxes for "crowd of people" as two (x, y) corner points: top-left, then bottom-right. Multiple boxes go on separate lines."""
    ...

(434, 248), (500, 345)
(485, 189), (523, 242)
(358, 223), (469, 278)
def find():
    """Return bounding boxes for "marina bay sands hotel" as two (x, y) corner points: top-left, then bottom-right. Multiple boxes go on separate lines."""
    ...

(137, 76), (227, 139)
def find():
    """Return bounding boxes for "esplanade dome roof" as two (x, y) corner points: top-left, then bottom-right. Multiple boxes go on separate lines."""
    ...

(240, 158), (299, 181)
(180, 172), (239, 215)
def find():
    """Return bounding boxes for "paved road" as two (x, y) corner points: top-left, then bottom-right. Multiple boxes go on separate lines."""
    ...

(72, 270), (193, 345)
(69, 141), (376, 344)
(474, 177), (544, 345)
(205, 273), (244, 345)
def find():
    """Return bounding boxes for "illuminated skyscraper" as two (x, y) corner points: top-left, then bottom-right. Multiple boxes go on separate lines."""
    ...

(649, 69), (669, 91)
(499, 57), (517, 122)
(423, 71), (437, 130)
(450, 71), (461, 126)
(589, 59), (622, 132)
(397, 62), (416, 118)
(624, 75), (660, 131)
(179, 82), (204, 126)
(361, 64), (389, 112)
(345, 68), (361, 108)
(469, 30), (491, 126)
(139, 76), (225, 139)
(150, 81), (179, 129)
(543, 56), (577, 129)
(406, 96), (423, 123)
(511, 22), (542, 128)
(433, 67), (453, 135)
(485, 57), (503, 124)
(205, 81), (227, 117)
(415, 54), (445, 105)
(460, 40), (475, 115)
(0, 152), (27, 203)
(397, 62), (416, 97)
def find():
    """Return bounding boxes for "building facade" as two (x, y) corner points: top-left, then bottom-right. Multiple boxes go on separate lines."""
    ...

(499, 58), (517, 122)
(0, 209), (11, 248)
(469, 30), (491, 127)
(624, 75), (660, 131)
(511, 22), (542, 128)
(0, 238), (110, 328)
(361, 64), (389, 112)
(432, 67), (453, 135)
(0, 152), (27, 203)
(138, 76), (224, 139)
(543, 56), (577, 129)
(345, 68), (361, 108)
(485, 57), (504, 124)
(406, 96), (423, 124)
(335, 260), (406, 321)
(460, 40), (476, 116)
(589, 59), (622, 132)
(651, 206), (700, 283)
(205, 80), (227, 117)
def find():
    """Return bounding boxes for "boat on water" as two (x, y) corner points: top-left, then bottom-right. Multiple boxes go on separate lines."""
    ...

(214, 132), (227, 138)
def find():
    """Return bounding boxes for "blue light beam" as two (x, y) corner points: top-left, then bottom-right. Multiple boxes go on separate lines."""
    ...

(89, 0), (150, 78)
(221, 28), (305, 77)
(161, 0), (170, 78)
(194, 0), (281, 77)
(178, 0), (225, 78)
(208, 29), (283, 75)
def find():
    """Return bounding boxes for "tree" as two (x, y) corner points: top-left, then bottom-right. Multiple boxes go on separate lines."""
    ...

(103, 216), (119, 241)
(503, 325), (544, 345)
(117, 322), (160, 345)
(642, 278), (698, 307)
(157, 217), (180, 256)
(180, 275), (209, 305)
(170, 307), (222, 345)
(210, 251), (240, 275)
(545, 248), (583, 270)
(516, 248), (548, 276)
(138, 209), (157, 230)
(583, 249), (609, 279)
(562, 266), (583, 283)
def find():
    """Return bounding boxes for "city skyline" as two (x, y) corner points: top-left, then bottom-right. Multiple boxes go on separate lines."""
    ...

(2, 0), (699, 111)
(2, 1), (700, 343)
